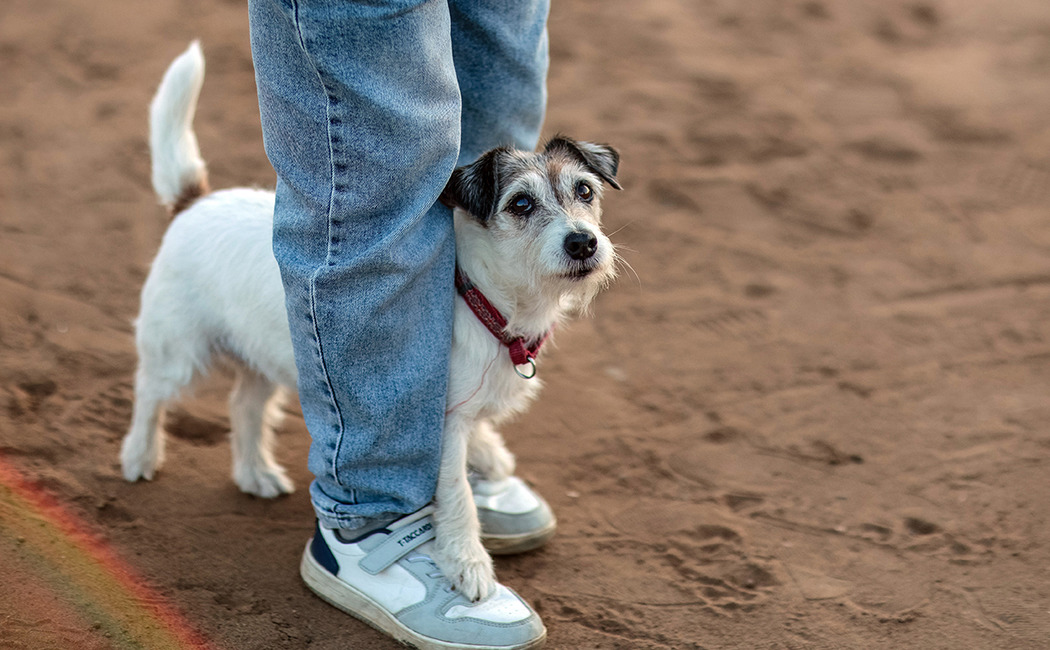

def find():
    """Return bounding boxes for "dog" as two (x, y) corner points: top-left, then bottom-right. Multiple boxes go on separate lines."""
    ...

(120, 42), (621, 601)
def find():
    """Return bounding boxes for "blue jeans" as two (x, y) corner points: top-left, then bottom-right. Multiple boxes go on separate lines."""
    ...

(248, 0), (549, 529)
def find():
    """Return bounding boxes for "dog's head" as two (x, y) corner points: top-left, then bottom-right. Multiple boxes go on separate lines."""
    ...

(441, 136), (621, 305)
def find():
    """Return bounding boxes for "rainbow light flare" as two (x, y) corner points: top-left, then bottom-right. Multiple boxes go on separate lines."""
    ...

(0, 456), (212, 649)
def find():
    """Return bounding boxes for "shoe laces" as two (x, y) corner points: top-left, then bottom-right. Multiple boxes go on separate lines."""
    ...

(405, 553), (456, 593)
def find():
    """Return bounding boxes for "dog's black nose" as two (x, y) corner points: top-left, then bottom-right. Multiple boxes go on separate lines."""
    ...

(564, 231), (598, 260)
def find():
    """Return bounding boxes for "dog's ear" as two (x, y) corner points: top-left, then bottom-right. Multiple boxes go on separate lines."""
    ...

(544, 136), (622, 190)
(440, 147), (509, 223)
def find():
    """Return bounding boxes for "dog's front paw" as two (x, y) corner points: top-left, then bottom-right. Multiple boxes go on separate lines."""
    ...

(434, 539), (497, 602)
(453, 556), (497, 603)
(233, 462), (294, 498)
(472, 442), (516, 483)
(468, 424), (516, 482)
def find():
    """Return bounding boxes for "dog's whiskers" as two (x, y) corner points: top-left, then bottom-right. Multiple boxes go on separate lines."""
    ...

(612, 248), (641, 289)
(606, 220), (634, 239)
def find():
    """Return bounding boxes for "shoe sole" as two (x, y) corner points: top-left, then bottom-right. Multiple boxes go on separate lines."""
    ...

(300, 543), (546, 650)
(481, 518), (557, 556)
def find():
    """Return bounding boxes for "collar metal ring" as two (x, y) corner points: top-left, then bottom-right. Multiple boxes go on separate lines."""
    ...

(514, 358), (538, 380)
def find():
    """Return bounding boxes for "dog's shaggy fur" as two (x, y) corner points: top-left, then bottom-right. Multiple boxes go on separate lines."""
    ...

(120, 42), (621, 600)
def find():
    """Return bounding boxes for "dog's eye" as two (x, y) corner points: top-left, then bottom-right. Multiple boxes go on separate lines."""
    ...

(508, 194), (535, 216)
(575, 182), (594, 203)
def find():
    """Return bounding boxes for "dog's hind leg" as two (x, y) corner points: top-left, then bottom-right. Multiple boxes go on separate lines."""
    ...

(229, 364), (294, 498)
(467, 419), (516, 482)
(121, 356), (194, 482)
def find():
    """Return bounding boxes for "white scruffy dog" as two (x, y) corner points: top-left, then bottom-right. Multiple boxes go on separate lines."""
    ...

(121, 42), (621, 601)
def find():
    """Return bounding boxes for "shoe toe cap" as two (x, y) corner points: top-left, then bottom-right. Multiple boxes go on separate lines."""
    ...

(397, 586), (545, 648)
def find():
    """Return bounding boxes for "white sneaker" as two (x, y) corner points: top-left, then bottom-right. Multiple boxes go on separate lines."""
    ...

(300, 506), (546, 650)
(473, 475), (557, 555)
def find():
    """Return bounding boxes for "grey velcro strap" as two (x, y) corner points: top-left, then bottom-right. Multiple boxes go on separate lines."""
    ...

(359, 516), (436, 575)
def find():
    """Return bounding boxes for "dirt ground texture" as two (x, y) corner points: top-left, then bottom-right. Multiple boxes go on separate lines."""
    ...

(4, 0), (1050, 648)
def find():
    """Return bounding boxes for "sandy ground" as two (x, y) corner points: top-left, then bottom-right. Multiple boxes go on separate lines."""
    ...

(4, 0), (1050, 648)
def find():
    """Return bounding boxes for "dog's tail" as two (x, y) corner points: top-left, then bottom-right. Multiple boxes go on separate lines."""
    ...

(150, 41), (209, 217)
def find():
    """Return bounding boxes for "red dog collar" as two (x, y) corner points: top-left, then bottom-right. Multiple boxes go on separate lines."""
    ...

(454, 267), (550, 378)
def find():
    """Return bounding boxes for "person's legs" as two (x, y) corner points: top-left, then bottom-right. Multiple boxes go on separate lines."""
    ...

(248, 1), (551, 646)
(249, 0), (459, 530)
(450, 0), (550, 164)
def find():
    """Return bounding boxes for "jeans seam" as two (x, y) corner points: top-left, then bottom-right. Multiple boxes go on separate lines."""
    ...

(291, 0), (353, 501)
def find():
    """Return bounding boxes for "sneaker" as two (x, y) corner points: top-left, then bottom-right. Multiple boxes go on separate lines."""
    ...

(473, 475), (557, 555)
(300, 506), (546, 650)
